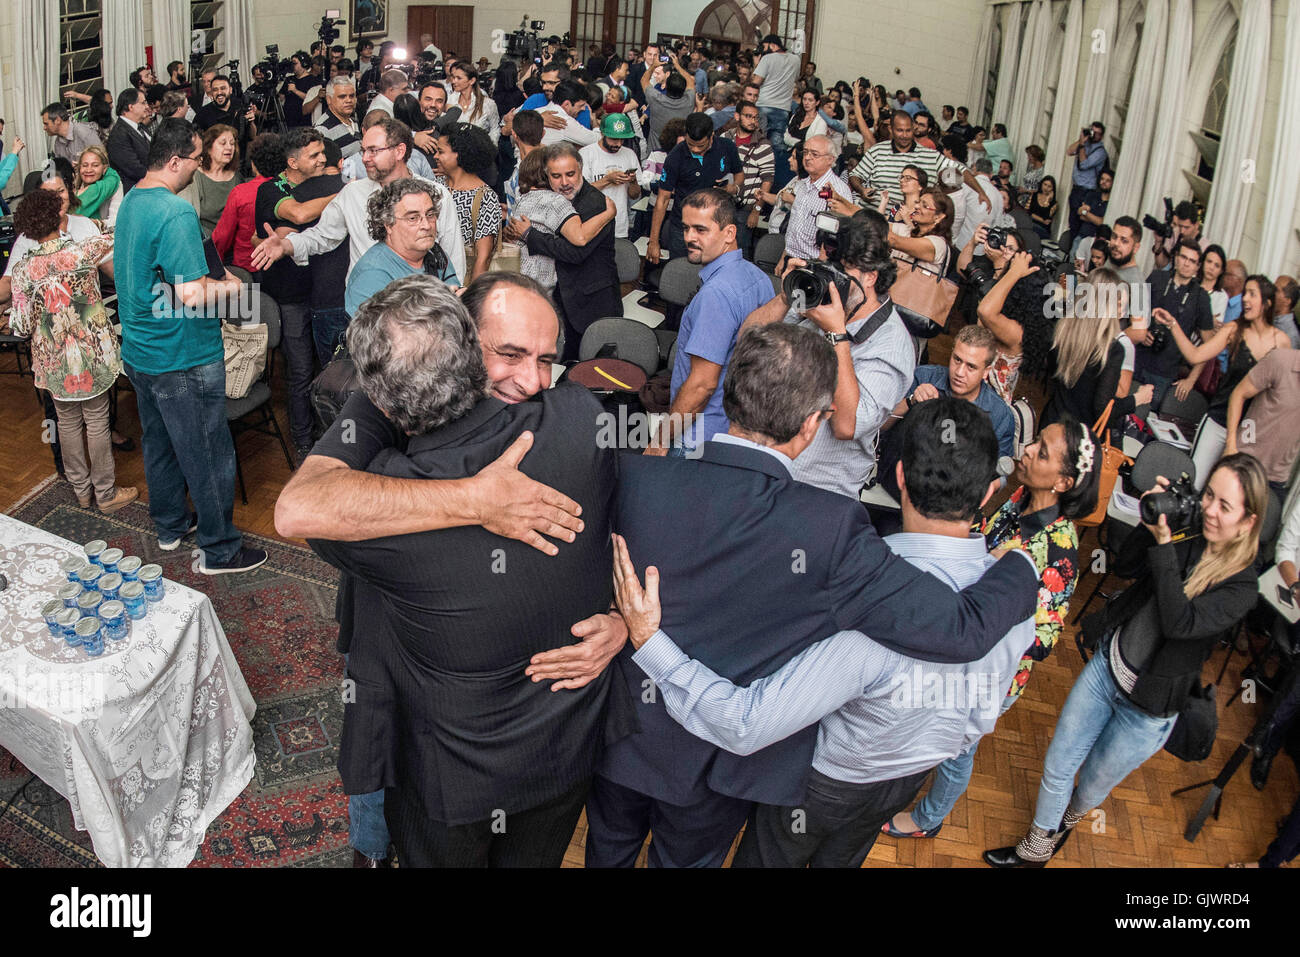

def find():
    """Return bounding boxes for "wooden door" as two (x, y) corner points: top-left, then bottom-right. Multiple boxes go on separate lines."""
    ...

(406, 5), (473, 62)
(571, 0), (651, 58)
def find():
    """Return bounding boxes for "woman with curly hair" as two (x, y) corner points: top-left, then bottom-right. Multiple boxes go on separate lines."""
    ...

(884, 415), (1099, 839)
(434, 123), (503, 281)
(975, 238), (1054, 404)
(8, 189), (136, 512)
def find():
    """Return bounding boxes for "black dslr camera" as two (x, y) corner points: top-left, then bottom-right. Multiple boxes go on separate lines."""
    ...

(984, 226), (1009, 250)
(1142, 197), (1175, 240)
(782, 213), (855, 309)
(1140, 472), (1201, 532)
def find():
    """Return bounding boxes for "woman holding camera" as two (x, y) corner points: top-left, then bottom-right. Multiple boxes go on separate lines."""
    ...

(885, 185), (953, 266)
(986, 453), (1267, 867)
(885, 416), (1100, 839)
(878, 164), (926, 235)
(1155, 274), (1289, 484)
(1042, 267), (1154, 431)
(969, 233), (1053, 404)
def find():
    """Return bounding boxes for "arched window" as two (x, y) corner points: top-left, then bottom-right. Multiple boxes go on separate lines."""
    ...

(1184, 25), (1236, 206)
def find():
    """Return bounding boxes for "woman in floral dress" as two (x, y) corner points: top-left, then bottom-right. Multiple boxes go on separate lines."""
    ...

(8, 189), (136, 511)
(882, 415), (1100, 838)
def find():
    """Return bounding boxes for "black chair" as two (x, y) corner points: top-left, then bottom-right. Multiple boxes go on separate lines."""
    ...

(0, 330), (31, 376)
(227, 291), (294, 503)
(666, 338), (679, 376)
(1216, 488), (1284, 686)
(754, 233), (785, 273)
(657, 259), (703, 309)
(579, 318), (661, 377)
(653, 328), (678, 372)
(1158, 386), (1209, 425)
(613, 238), (642, 285)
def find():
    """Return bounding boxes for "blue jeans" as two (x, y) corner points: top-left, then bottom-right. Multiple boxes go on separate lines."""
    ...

(1031, 639), (1177, 831)
(125, 358), (241, 565)
(311, 306), (350, 366)
(349, 790), (390, 860)
(911, 694), (1017, 831)
(342, 652), (391, 861)
(1135, 369), (1174, 408)
(760, 107), (792, 188)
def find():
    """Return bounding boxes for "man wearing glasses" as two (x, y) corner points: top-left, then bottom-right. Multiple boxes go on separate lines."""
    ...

(345, 178), (459, 315)
(1133, 237), (1214, 406)
(781, 134), (852, 263)
(113, 119), (267, 574)
(251, 116), (465, 293)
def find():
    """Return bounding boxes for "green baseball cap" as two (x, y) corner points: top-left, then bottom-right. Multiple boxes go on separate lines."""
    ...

(601, 112), (635, 139)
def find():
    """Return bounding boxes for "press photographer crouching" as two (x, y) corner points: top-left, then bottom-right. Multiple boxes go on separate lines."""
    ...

(743, 208), (914, 499)
(986, 453), (1268, 867)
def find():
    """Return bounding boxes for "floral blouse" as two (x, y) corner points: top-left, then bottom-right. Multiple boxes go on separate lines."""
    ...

(9, 232), (120, 401)
(982, 485), (1079, 699)
(986, 349), (1022, 405)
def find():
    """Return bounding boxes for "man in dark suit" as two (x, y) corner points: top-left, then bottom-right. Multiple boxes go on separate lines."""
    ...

(506, 142), (621, 361)
(308, 273), (634, 867)
(105, 87), (154, 192)
(584, 323), (1042, 867)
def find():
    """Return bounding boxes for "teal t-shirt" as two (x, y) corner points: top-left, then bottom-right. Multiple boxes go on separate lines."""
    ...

(114, 185), (219, 375)
(344, 242), (461, 317)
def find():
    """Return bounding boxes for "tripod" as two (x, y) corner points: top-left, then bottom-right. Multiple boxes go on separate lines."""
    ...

(1171, 737), (1256, 842)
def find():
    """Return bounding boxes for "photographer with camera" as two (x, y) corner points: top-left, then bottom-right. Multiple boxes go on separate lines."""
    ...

(986, 453), (1267, 867)
(1130, 238), (1214, 406)
(1149, 199), (1206, 271)
(1065, 121), (1108, 235)
(640, 44), (697, 154)
(194, 74), (257, 137)
(279, 52), (323, 128)
(742, 209), (914, 498)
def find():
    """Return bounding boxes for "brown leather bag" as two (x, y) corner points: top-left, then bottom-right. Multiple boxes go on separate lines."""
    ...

(888, 242), (959, 332)
(1076, 399), (1131, 528)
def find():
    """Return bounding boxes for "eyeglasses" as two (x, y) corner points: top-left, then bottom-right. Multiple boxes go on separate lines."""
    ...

(361, 144), (398, 157)
(804, 149), (828, 159)
(397, 210), (438, 225)
(899, 174), (919, 182)
(1176, 253), (1201, 265)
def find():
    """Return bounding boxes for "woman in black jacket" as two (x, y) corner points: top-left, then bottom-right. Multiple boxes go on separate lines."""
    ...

(1041, 267), (1154, 433)
(985, 453), (1267, 867)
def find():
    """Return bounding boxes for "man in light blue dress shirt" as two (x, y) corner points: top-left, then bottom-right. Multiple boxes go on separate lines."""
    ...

(613, 397), (1035, 867)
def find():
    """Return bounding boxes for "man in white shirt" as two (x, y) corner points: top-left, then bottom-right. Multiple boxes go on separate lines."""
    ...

(539, 80), (600, 147)
(579, 113), (641, 239)
(751, 33), (800, 186)
(250, 116), (465, 285)
(421, 33), (443, 63)
(368, 69), (409, 117)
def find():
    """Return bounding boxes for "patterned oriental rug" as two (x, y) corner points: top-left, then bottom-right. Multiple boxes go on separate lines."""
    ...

(0, 477), (353, 868)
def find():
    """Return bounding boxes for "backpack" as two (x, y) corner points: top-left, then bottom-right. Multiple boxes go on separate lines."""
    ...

(1011, 396), (1037, 458)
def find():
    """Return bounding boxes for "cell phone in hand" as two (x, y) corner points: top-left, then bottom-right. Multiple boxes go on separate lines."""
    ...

(1278, 584), (1295, 607)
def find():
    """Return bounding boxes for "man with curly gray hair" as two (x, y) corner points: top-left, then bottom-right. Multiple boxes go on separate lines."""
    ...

(308, 272), (630, 867)
(344, 176), (459, 315)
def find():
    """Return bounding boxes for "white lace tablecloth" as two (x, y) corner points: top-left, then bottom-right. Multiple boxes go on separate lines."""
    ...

(0, 513), (256, 867)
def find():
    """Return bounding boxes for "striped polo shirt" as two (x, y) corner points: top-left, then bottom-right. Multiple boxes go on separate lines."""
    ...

(851, 141), (967, 205)
(724, 129), (775, 209)
(316, 110), (361, 160)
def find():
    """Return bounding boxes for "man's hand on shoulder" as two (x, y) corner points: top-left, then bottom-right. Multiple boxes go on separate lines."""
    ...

(472, 431), (585, 555)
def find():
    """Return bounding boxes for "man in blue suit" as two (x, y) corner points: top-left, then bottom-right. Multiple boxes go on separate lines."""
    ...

(585, 323), (1041, 867)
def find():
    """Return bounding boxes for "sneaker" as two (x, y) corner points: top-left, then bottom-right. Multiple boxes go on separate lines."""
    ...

(97, 486), (139, 514)
(199, 546), (268, 576)
(158, 518), (200, 551)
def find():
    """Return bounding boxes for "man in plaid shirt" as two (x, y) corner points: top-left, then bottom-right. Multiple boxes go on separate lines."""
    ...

(723, 101), (775, 260)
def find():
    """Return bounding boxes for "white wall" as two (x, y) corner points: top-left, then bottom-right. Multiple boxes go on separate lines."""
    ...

(812, 0), (989, 117)
(649, 0), (705, 40)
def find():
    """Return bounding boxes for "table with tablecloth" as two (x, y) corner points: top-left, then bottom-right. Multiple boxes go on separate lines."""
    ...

(0, 512), (255, 867)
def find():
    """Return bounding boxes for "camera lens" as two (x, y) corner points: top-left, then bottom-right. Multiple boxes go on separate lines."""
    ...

(782, 268), (828, 309)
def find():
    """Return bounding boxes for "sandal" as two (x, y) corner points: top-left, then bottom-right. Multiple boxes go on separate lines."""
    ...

(881, 814), (942, 839)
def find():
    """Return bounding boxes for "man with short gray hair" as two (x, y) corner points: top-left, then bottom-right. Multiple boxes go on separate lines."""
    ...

(780, 134), (851, 262)
(316, 76), (361, 159)
(41, 102), (101, 165)
(369, 69), (410, 116)
(308, 272), (632, 868)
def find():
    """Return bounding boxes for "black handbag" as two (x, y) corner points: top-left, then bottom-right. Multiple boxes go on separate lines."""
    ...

(1163, 682), (1218, 762)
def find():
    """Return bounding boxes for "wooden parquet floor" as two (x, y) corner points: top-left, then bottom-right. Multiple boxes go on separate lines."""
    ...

(1, 337), (1295, 869)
